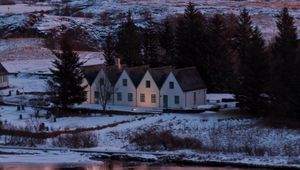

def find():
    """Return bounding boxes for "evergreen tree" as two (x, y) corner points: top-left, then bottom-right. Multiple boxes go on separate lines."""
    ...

(234, 9), (269, 115)
(206, 14), (235, 92)
(141, 13), (160, 67)
(48, 36), (87, 110)
(175, 2), (206, 68)
(271, 8), (300, 119)
(235, 9), (253, 64)
(102, 34), (116, 66)
(160, 17), (176, 65)
(116, 11), (142, 66)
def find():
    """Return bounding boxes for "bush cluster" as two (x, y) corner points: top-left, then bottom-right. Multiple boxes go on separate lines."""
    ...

(129, 128), (202, 151)
(52, 132), (98, 148)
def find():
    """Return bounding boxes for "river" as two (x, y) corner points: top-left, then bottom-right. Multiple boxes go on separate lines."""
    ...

(0, 161), (267, 170)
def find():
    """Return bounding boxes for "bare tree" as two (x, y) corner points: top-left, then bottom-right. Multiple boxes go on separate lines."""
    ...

(30, 93), (47, 118)
(96, 77), (114, 113)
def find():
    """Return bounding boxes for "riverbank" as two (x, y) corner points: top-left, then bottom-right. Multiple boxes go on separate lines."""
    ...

(1, 105), (300, 169)
(1, 147), (300, 169)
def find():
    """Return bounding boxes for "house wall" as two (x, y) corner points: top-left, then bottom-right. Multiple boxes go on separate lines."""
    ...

(160, 73), (185, 109)
(0, 75), (9, 88)
(93, 69), (114, 104)
(137, 71), (160, 108)
(82, 78), (92, 104)
(185, 89), (207, 108)
(114, 71), (137, 107)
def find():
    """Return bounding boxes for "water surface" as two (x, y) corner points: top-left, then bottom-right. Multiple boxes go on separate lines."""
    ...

(0, 161), (266, 170)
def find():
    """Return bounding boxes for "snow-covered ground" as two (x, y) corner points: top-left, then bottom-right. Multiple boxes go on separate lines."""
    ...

(0, 148), (100, 165)
(0, 4), (52, 16)
(1, 108), (300, 168)
(0, 105), (143, 132)
(0, 38), (104, 74)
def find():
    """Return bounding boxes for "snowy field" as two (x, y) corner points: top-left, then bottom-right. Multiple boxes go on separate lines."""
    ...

(1, 1), (300, 42)
(0, 106), (143, 131)
(0, 4), (52, 15)
(0, 148), (99, 164)
(1, 106), (300, 167)
(0, 38), (104, 73)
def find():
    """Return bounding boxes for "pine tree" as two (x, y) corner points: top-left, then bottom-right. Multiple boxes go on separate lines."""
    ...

(235, 9), (253, 64)
(141, 13), (160, 67)
(234, 9), (269, 115)
(102, 34), (116, 66)
(175, 2), (206, 68)
(206, 14), (234, 92)
(160, 17), (176, 65)
(271, 8), (300, 119)
(116, 11), (142, 66)
(48, 36), (87, 110)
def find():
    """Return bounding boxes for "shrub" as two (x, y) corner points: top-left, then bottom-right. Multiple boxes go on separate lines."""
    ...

(129, 128), (202, 151)
(3, 135), (45, 147)
(52, 132), (98, 148)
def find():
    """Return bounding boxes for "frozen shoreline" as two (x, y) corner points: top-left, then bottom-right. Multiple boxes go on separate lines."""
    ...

(0, 147), (299, 169)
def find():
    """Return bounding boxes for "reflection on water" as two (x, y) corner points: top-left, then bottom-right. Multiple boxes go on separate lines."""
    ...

(0, 161), (261, 170)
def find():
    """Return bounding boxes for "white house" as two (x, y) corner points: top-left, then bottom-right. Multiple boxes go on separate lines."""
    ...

(137, 66), (172, 108)
(0, 63), (9, 89)
(94, 66), (122, 104)
(114, 65), (149, 107)
(160, 67), (207, 109)
(82, 63), (207, 109)
(81, 64), (104, 104)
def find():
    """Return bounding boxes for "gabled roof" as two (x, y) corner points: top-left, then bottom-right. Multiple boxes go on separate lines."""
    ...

(0, 63), (8, 75)
(81, 64), (104, 85)
(149, 66), (173, 89)
(125, 65), (149, 87)
(102, 66), (123, 86)
(173, 67), (206, 92)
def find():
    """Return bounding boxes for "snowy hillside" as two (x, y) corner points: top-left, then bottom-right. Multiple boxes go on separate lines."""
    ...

(1, 0), (300, 73)
(1, 0), (300, 42)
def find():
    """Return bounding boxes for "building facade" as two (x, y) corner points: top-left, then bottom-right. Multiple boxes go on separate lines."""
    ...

(0, 63), (9, 89)
(82, 64), (207, 109)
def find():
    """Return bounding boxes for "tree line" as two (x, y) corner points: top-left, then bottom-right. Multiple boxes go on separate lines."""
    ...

(48, 2), (300, 124)
(102, 3), (300, 122)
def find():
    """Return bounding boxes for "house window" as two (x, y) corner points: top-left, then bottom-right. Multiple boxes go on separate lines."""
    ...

(128, 93), (133, 102)
(94, 91), (99, 103)
(122, 79), (127, 86)
(175, 96), (180, 104)
(117, 92), (122, 101)
(100, 78), (104, 85)
(146, 80), (151, 88)
(193, 92), (197, 105)
(151, 94), (156, 103)
(140, 93), (145, 102)
(169, 81), (174, 89)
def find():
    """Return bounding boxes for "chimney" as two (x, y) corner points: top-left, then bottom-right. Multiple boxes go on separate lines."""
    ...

(115, 58), (121, 70)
